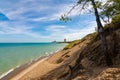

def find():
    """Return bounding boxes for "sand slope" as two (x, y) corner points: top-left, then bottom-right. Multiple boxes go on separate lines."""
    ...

(10, 26), (120, 80)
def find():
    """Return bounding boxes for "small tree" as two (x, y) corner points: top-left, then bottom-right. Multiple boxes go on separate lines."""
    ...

(99, 0), (120, 23)
(61, 0), (113, 66)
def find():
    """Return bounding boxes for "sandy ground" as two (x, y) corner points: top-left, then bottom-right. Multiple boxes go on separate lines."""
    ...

(10, 52), (63, 80)
(10, 57), (48, 80)
(10, 44), (81, 80)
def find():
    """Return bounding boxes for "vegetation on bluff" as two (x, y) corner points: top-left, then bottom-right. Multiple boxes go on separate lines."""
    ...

(64, 13), (120, 51)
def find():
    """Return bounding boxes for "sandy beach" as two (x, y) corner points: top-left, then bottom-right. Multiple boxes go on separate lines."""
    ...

(11, 57), (48, 80)
(0, 47), (65, 80)
(0, 56), (48, 80)
(0, 37), (87, 80)
(10, 43), (82, 80)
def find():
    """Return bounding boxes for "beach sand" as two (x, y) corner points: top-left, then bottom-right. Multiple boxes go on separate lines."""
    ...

(5, 51), (61, 80)
(11, 57), (48, 80)
(4, 43), (80, 80)
(11, 58), (61, 80)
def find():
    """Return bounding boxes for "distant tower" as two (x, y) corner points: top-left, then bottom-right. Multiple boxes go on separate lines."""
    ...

(64, 39), (66, 42)
(53, 40), (56, 43)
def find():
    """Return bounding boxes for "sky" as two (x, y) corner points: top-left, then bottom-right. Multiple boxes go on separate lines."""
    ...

(0, 0), (98, 42)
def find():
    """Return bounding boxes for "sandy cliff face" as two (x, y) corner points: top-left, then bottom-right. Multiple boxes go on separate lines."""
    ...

(38, 26), (120, 80)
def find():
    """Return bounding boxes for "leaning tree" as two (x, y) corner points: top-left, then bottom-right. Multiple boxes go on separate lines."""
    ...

(61, 0), (113, 66)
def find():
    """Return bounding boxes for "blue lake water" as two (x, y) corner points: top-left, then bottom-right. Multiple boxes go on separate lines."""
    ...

(0, 43), (66, 75)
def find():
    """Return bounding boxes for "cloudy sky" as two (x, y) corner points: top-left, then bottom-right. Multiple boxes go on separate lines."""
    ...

(0, 0), (97, 42)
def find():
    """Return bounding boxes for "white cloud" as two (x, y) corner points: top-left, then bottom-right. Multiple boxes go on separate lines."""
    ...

(45, 21), (96, 41)
(31, 17), (50, 22)
(1, 0), (83, 21)
(46, 25), (66, 32)
(0, 0), (93, 22)
(0, 21), (46, 38)
(0, 20), (97, 42)
(30, 2), (93, 22)
(29, 3), (76, 21)
(63, 21), (96, 40)
(1, 0), (51, 20)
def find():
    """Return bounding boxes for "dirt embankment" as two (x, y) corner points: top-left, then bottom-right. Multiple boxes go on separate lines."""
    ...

(10, 23), (120, 80)
(38, 26), (120, 80)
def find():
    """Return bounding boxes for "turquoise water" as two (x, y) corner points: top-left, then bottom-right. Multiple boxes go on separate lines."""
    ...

(0, 43), (66, 75)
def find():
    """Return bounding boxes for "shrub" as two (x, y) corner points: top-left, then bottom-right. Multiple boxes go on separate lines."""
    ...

(112, 13), (120, 24)
(63, 40), (81, 50)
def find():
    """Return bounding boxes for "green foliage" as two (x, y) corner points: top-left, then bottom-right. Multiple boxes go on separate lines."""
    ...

(63, 32), (98, 50)
(112, 13), (120, 24)
(100, 0), (120, 23)
(60, 14), (71, 22)
(63, 40), (81, 50)
(95, 1), (102, 8)
(86, 32), (97, 40)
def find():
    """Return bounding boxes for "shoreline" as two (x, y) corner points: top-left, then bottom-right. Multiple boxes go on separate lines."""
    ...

(0, 55), (48, 80)
(0, 48), (62, 80)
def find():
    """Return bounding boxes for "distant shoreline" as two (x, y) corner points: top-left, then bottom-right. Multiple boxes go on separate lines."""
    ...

(52, 41), (71, 43)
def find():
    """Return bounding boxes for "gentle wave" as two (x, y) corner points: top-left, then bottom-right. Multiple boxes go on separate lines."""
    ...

(0, 43), (66, 75)
(0, 44), (65, 79)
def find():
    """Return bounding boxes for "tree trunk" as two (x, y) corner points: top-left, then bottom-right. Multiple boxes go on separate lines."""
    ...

(91, 0), (113, 66)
